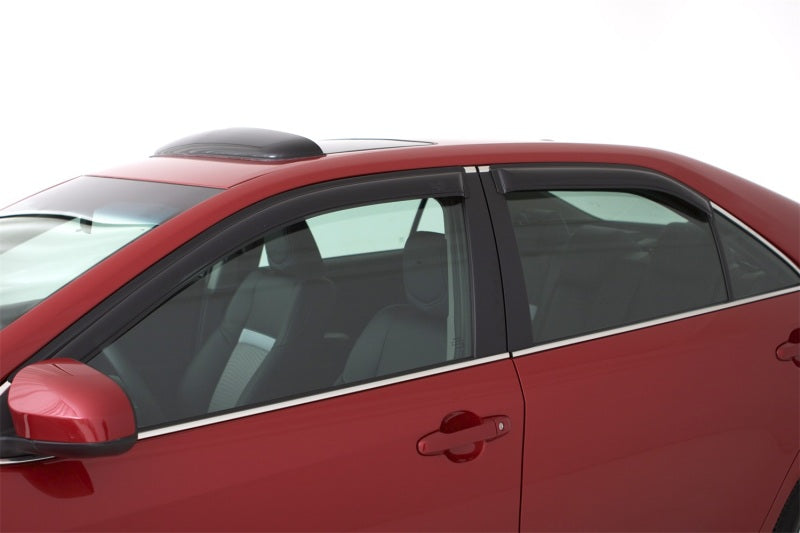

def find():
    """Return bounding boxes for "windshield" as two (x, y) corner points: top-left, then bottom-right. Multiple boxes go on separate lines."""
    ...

(0, 176), (219, 329)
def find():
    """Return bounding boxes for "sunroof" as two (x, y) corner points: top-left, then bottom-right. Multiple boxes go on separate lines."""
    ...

(154, 128), (435, 162)
(318, 138), (434, 154)
(154, 128), (324, 161)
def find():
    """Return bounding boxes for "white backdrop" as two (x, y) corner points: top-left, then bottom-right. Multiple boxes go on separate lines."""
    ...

(2, 0), (798, 206)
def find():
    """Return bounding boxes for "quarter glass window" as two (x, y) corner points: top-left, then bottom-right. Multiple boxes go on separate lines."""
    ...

(715, 214), (800, 299)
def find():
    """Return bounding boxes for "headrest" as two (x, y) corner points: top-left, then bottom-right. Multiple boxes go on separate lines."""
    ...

(265, 220), (324, 278)
(403, 231), (448, 318)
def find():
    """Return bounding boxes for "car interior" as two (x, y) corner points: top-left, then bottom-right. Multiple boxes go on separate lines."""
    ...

(508, 190), (728, 344)
(87, 188), (799, 429)
(92, 197), (472, 428)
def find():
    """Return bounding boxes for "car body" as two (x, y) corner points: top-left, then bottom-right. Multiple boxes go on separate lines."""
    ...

(1, 128), (798, 531)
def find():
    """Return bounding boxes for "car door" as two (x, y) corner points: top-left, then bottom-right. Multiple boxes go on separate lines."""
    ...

(480, 165), (800, 531)
(0, 168), (524, 531)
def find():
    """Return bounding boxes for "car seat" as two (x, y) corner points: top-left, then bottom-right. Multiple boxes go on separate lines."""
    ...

(337, 231), (449, 384)
(178, 220), (335, 416)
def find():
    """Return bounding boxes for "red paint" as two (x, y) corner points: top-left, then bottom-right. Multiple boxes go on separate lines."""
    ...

(19, 461), (94, 499)
(417, 411), (511, 463)
(8, 360), (135, 443)
(1, 359), (524, 531)
(1, 138), (797, 530)
(93, 155), (289, 189)
(760, 450), (800, 531)
(776, 328), (800, 367)
(514, 293), (799, 531)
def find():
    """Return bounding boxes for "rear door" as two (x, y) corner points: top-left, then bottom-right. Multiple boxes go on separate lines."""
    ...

(481, 165), (800, 531)
(1, 168), (524, 531)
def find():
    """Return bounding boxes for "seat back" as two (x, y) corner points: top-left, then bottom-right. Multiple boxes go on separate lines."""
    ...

(338, 231), (449, 384)
(179, 221), (334, 415)
(632, 222), (726, 321)
(534, 225), (646, 342)
(512, 208), (571, 322)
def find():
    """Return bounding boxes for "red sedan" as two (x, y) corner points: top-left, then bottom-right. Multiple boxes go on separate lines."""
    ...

(1, 128), (798, 531)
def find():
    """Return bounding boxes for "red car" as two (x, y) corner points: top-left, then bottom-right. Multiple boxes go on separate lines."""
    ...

(1, 128), (798, 531)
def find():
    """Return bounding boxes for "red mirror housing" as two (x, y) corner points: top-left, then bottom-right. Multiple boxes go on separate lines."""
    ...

(7, 359), (136, 457)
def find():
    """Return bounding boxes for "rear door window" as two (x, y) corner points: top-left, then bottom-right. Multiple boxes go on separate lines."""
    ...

(506, 189), (726, 344)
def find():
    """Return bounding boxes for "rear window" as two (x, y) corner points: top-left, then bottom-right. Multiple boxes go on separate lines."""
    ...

(552, 191), (687, 224)
(306, 198), (444, 258)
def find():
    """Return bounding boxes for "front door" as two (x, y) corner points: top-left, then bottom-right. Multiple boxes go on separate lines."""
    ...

(1, 168), (524, 531)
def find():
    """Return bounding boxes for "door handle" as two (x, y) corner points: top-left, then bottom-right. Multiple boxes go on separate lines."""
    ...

(417, 411), (511, 463)
(776, 329), (800, 367)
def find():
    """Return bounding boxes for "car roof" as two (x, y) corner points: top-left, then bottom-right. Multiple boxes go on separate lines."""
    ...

(3, 129), (796, 377)
(93, 127), (697, 189)
(90, 128), (796, 266)
(90, 135), (708, 191)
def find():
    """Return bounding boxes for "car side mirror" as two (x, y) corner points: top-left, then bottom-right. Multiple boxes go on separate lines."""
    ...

(3, 359), (137, 458)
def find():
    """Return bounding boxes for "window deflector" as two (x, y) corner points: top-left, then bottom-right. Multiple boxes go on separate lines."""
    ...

(491, 165), (711, 216)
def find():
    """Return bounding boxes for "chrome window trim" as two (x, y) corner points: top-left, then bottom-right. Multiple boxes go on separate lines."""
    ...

(513, 285), (799, 358)
(711, 202), (800, 275)
(138, 352), (510, 440)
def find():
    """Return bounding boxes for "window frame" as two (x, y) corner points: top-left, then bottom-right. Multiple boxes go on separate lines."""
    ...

(2, 167), (507, 437)
(481, 164), (799, 355)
